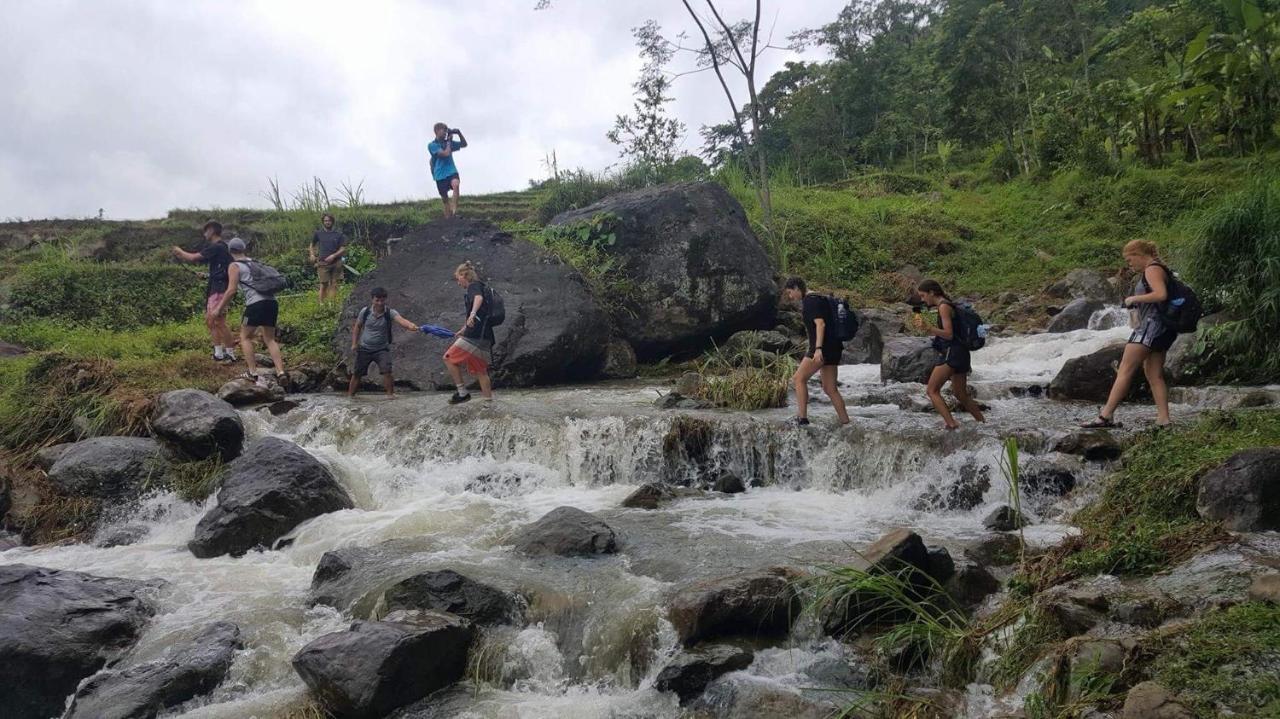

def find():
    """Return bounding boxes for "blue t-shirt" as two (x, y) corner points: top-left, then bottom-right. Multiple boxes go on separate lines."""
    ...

(428, 140), (462, 181)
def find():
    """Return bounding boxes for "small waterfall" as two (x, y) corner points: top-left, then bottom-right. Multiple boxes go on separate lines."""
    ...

(1088, 306), (1130, 331)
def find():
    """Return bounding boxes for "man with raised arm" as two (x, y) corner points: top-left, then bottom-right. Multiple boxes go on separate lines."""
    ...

(428, 122), (467, 218)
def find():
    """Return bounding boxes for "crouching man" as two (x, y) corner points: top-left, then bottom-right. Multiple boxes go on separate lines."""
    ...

(348, 287), (420, 398)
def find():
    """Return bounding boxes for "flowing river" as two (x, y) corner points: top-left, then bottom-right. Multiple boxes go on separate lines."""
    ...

(5, 319), (1276, 718)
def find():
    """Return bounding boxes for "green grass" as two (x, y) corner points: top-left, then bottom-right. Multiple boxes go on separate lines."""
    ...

(1021, 409), (1280, 589)
(1140, 602), (1280, 718)
(692, 344), (795, 411)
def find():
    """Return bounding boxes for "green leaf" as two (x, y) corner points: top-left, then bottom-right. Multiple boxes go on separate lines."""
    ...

(1185, 25), (1213, 67)
(1221, 0), (1244, 26)
(1241, 0), (1264, 31)
(1161, 84), (1216, 109)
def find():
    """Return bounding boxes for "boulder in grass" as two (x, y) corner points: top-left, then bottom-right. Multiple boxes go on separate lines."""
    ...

(549, 182), (777, 360)
(820, 528), (935, 637)
(334, 217), (609, 389)
(292, 611), (475, 719)
(0, 564), (159, 719)
(1195, 448), (1280, 531)
(188, 437), (353, 558)
(667, 567), (800, 646)
(47, 437), (169, 502)
(151, 389), (244, 461)
(510, 506), (620, 557)
(64, 622), (242, 719)
(1046, 269), (1118, 304)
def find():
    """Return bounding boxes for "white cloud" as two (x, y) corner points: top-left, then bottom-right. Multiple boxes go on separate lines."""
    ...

(0, 0), (842, 219)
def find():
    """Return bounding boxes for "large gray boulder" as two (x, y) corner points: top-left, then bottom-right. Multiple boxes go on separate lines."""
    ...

(1049, 342), (1128, 402)
(0, 564), (158, 719)
(384, 570), (524, 626)
(848, 306), (908, 364)
(1047, 269), (1119, 304)
(549, 182), (776, 360)
(47, 436), (168, 501)
(188, 437), (353, 558)
(1046, 298), (1106, 333)
(292, 611), (474, 719)
(1165, 313), (1228, 385)
(334, 218), (608, 389)
(64, 622), (242, 719)
(821, 528), (933, 637)
(667, 567), (800, 646)
(510, 506), (620, 557)
(151, 389), (244, 461)
(880, 337), (937, 384)
(1196, 448), (1280, 531)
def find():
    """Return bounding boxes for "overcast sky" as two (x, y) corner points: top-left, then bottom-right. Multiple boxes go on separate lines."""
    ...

(0, 0), (844, 220)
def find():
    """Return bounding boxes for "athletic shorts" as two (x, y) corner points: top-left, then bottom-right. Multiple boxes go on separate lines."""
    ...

(936, 345), (972, 375)
(436, 173), (459, 198)
(806, 344), (843, 367)
(206, 292), (228, 316)
(1129, 324), (1177, 352)
(242, 299), (278, 328)
(355, 347), (392, 376)
(316, 263), (342, 285)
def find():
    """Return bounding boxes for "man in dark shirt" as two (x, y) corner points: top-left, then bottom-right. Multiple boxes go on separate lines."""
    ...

(310, 213), (348, 303)
(783, 276), (850, 426)
(171, 220), (236, 362)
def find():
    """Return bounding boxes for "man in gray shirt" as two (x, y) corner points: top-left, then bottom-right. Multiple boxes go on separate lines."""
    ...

(311, 213), (348, 303)
(348, 286), (421, 398)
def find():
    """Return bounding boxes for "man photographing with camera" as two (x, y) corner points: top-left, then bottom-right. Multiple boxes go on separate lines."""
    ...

(429, 122), (467, 218)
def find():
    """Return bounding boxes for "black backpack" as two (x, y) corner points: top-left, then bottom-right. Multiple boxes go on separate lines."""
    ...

(1155, 264), (1205, 334)
(828, 296), (860, 342)
(236, 259), (288, 296)
(483, 286), (506, 327)
(945, 301), (988, 351)
(358, 306), (395, 344)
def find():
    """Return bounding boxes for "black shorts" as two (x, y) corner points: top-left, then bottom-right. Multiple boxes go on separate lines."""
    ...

(436, 173), (459, 198)
(807, 344), (843, 366)
(355, 348), (392, 376)
(242, 299), (278, 328)
(936, 345), (971, 375)
(1129, 325), (1177, 352)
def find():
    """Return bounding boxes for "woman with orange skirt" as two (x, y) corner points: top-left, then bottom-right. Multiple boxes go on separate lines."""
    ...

(443, 261), (495, 404)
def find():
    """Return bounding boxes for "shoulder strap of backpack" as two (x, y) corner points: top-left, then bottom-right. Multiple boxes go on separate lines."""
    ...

(357, 306), (369, 327)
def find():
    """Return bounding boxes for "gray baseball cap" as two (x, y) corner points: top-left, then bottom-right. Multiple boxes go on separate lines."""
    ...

(227, 237), (246, 252)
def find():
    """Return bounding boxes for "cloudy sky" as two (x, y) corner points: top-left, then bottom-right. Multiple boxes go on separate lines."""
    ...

(1, 0), (844, 220)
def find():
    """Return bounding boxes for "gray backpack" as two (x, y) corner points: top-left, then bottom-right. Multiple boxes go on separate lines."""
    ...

(236, 259), (288, 295)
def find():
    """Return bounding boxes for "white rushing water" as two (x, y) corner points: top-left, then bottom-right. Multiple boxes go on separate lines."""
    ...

(2, 325), (1266, 718)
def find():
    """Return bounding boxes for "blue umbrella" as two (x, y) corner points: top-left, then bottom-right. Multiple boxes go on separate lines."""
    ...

(419, 324), (455, 339)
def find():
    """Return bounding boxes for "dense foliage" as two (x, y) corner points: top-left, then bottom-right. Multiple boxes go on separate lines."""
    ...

(703, 0), (1280, 183)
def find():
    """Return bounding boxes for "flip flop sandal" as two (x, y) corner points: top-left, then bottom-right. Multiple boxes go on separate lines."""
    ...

(1081, 416), (1121, 429)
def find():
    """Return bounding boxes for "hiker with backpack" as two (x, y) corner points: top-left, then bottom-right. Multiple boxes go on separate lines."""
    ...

(783, 277), (851, 426)
(913, 279), (986, 430)
(443, 261), (503, 404)
(1081, 240), (1198, 429)
(213, 237), (288, 383)
(348, 287), (422, 398)
(310, 213), (348, 303)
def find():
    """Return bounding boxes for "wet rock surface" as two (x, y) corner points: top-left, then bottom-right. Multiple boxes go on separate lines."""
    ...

(880, 336), (936, 384)
(550, 182), (777, 360)
(384, 570), (525, 626)
(1049, 342), (1127, 402)
(150, 388), (244, 461)
(654, 644), (754, 705)
(47, 436), (169, 501)
(510, 506), (620, 557)
(1053, 429), (1124, 461)
(0, 564), (158, 719)
(64, 621), (242, 719)
(292, 610), (475, 719)
(1046, 297), (1106, 333)
(188, 437), (353, 558)
(217, 376), (286, 405)
(668, 567), (800, 646)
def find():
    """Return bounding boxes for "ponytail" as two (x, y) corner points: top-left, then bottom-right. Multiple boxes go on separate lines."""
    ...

(916, 278), (951, 302)
(454, 261), (479, 282)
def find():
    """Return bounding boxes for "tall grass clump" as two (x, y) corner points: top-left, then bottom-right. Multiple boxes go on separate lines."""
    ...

(800, 558), (981, 689)
(693, 343), (793, 410)
(1185, 175), (1280, 382)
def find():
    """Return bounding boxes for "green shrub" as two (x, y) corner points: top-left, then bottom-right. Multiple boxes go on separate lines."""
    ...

(946, 171), (979, 190)
(4, 260), (202, 328)
(535, 169), (642, 223)
(987, 144), (1021, 182)
(1076, 128), (1117, 178)
(1185, 176), (1280, 382)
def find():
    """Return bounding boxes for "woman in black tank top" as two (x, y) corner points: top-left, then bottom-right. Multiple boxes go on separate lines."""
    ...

(913, 280), (985, 431)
